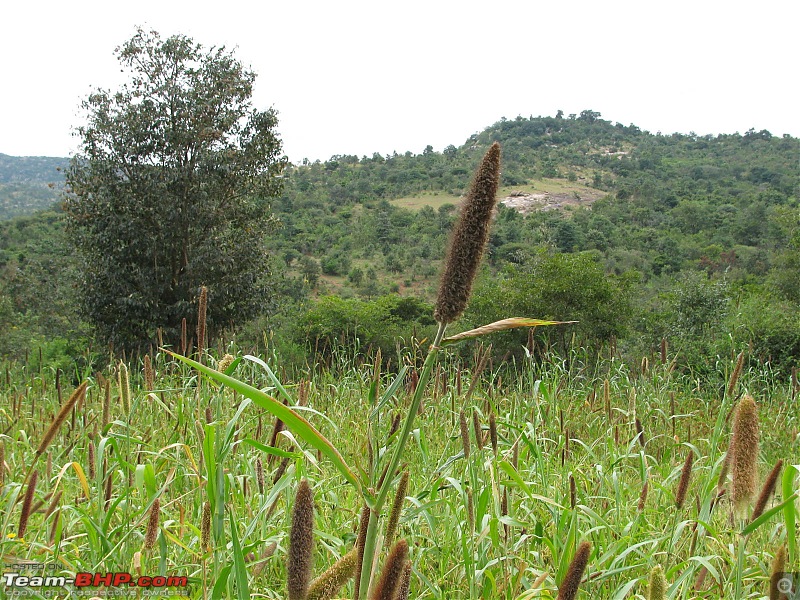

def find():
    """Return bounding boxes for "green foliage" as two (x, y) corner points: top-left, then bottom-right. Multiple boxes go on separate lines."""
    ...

(295, 294), (436, 360)
(62, 28), (286, 349)
(467, 248), (634, 356)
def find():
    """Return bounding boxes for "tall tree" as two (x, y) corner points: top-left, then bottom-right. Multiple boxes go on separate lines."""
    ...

(64, 28), (286, 348)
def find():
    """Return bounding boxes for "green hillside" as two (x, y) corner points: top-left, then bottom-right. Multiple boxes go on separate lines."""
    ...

(0, 153), (68, 219)
(0, 113), (798, 374)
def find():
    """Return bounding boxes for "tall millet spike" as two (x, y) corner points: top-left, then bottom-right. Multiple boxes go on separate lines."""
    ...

(730, 395), (759, 518)
(18, 470), (38, 539)
(751, 459), (783, 523)
(288, 479), (315, 600)
(769, 544), (786, 600)
(556, 540), (591, 600)
(144, 497), (161, 550)
(434, 142), (501, 324)
(647, 564), (667, 600)
(675, 448), (694, 509)
(306, 548), (358, 600)
(370, 539), (409, 600)
(37, 381), (89, 458)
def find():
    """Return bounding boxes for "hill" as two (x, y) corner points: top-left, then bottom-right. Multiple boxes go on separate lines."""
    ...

(0, 153), (68, 219)
(0, 113), (798, 371)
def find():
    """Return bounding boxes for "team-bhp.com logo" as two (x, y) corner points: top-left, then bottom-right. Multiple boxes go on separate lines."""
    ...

(3, 569), (188, 596)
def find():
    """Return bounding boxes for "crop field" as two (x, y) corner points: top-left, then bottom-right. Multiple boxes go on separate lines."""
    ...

(0, 343), (797, 599)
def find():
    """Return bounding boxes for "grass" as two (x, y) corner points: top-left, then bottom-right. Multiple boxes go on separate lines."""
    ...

(0, 345), (797, 599)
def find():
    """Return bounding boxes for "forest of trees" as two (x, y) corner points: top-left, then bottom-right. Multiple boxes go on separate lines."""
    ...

(1, 112), (798, 376)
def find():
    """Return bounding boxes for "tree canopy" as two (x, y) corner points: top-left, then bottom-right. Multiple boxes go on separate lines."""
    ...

(63, 28), (286, 348)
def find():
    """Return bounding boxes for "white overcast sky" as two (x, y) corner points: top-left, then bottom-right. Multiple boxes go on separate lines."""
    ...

(2, 0), (798, 163)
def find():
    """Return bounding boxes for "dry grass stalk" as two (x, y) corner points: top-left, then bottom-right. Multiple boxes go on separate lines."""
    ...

(102, 379), (111, 430)
(251, 542), (278, 577)
(18, 470), (38, 538)
(751, 459), (783, 523)
(306, 548), (358, 600)
(87, 441), (96, 480)
(48, 508), (60, 546)
(648, 564), (667, 600)
(730, 395), (760, 518)
(434, 142), (501, 324)
(603, 378), (611, 423)
(717, 450), (731, 497)
(196, 285), (208, 362)
(489, 412), (498, 455)
(37, 381), (88, 458)
(556, 540), (591, 600)
(370, 539), (409, 600)
(144, 498), (160, 550)
(459, 410), (470, 460)
(118, 362), (131, 414)
(104, 467), (113, 509)
(384, 471), (409, 550)
(675, 449), (694, 509)
(288, 479), (315, 600)
(0, 443), (4, 486)
(43, 490), (62, 521)
(180, 317), (187, 356)
(660, 338), (668, 365)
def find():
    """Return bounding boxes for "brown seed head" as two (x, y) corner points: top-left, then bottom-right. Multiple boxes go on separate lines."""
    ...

(385, 471), (409, 549)
(306, 548), (358, 600)
(144, 498), (160, 550)
(730, 395), (760, 518)
(459, 410), (471, 460)
(201, 501), (211, 551)
(37, 381), (89, 457)
(353, 504), (372, 600)
(395, 560), (412, 600)
(489, 412), (498, 455)
(675, 448), (694, 509)
(18, 470), (38, 539)
(727, 351), (745, 399)
(751, 459), (783, 523)
(434, 142), (501, 324)
(370, 539), (409, 600)
(472, 409), (482, 450)
(770, 544), (787, 600)
(256, 458), (265, 495)
(557, 540), (591, 600)
(638, 471), (649, 512)
(288, 479), (315, 600)
(143, 354), (154, 390)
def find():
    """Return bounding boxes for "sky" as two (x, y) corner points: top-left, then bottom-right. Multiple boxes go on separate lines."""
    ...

(2, 0), (798, 164)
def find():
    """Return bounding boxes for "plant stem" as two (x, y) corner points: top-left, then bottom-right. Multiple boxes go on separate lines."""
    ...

(356, 321), (447, 600)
